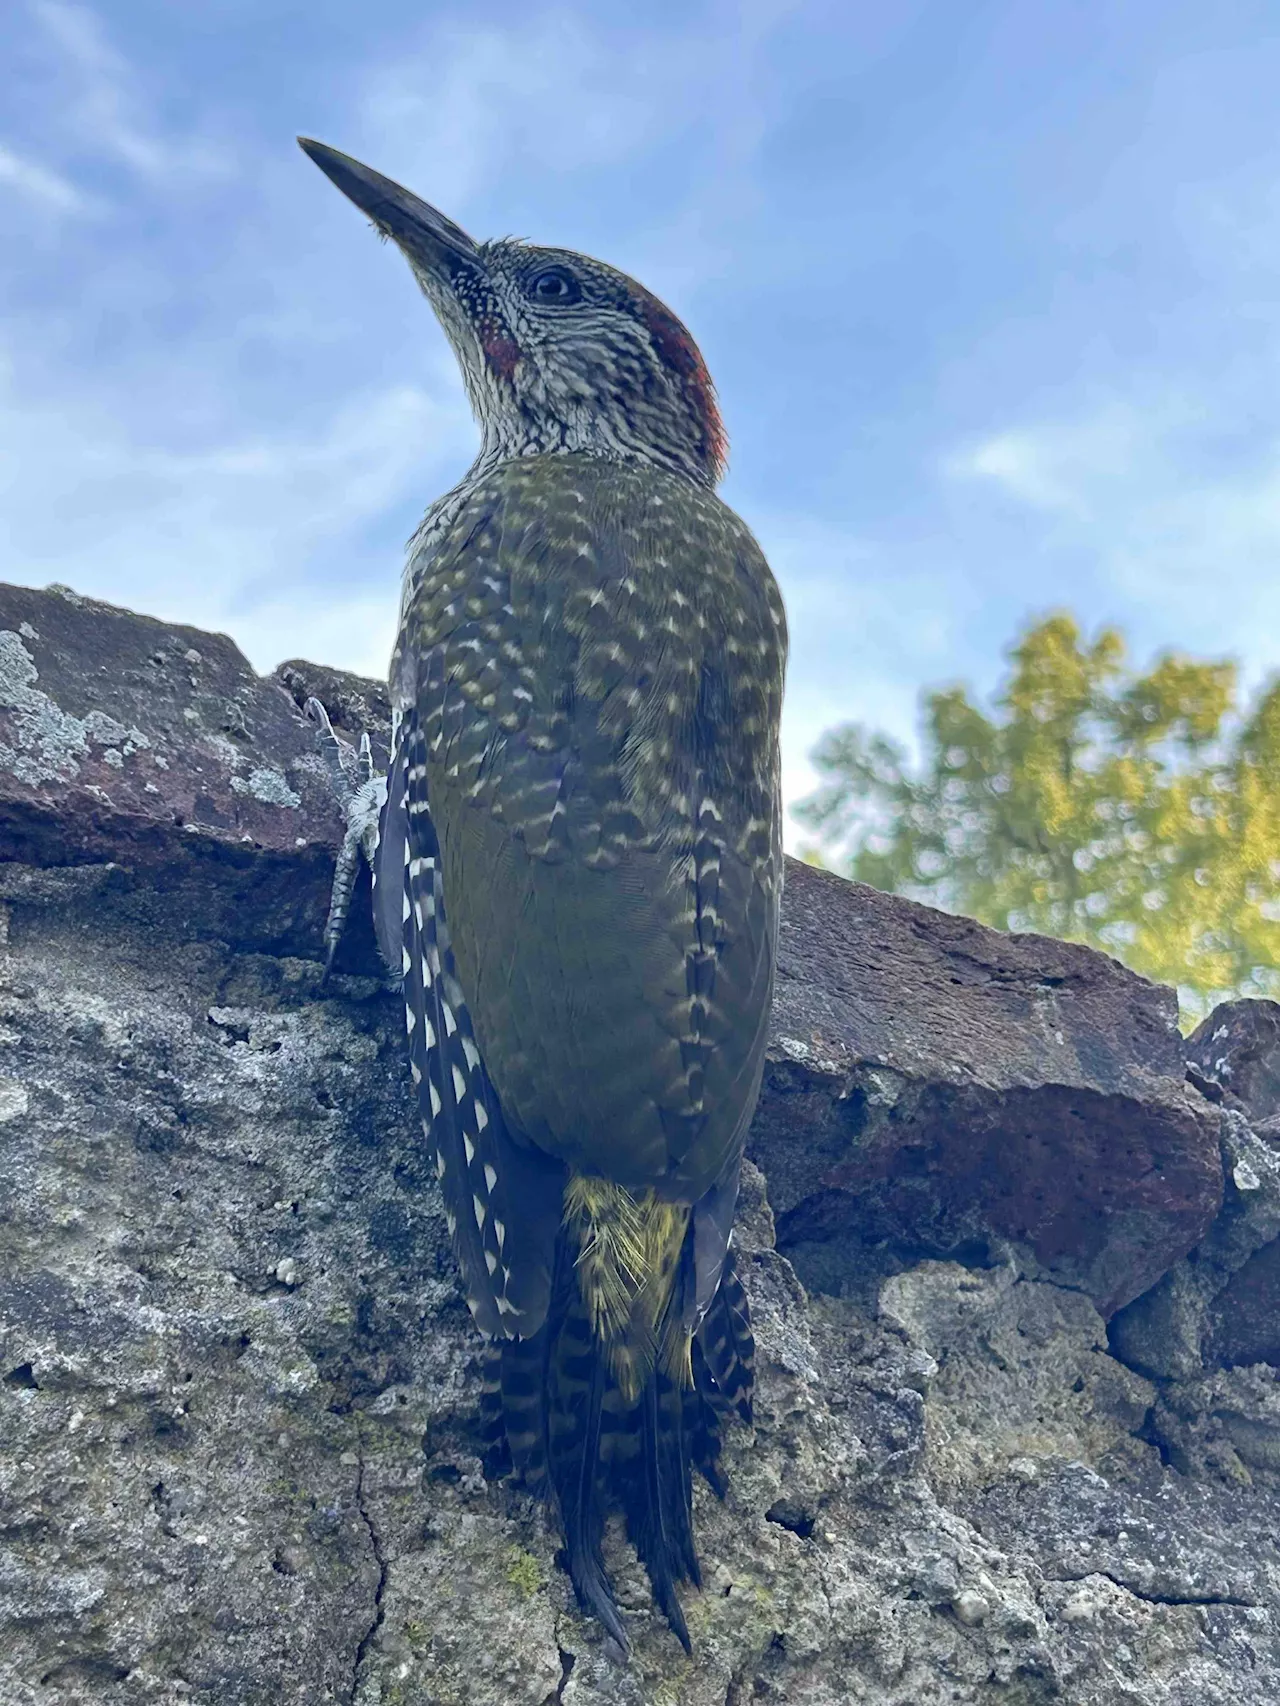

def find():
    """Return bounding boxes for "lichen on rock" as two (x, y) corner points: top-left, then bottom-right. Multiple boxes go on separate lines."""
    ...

(3, 583), (1280, 1705)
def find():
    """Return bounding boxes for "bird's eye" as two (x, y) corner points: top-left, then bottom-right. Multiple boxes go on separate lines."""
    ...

(528, 267), (581, 304)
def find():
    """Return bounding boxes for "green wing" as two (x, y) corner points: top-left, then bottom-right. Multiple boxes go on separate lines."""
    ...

(405, 453), (787, 1202)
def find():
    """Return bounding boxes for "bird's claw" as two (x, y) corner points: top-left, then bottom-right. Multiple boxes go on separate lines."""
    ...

(304, 697), (388, 980)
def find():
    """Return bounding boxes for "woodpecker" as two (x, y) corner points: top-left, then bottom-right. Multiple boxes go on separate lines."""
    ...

(299, 139), (786, 1651)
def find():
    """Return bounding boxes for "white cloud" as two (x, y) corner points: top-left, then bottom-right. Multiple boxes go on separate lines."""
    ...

(0, 141), (93, 213)
(0, 353), (475, 678)
(0, 4), (490, 687)
(233, 592), (399, 685)
(745, 512), (951, 841)
(28, 0), (233, 184)
(948, 431), (1074, 510)
(944, 397), (1201, 514)
(945, 394), (1280, 680)
(358, 16), (674, 213)
(350, 2), (787, 285)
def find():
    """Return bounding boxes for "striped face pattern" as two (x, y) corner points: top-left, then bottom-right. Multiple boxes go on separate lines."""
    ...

(407, 238), (729, 492)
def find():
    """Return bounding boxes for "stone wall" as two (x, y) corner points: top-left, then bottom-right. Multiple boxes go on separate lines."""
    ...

(3, 582), (1280, 1705)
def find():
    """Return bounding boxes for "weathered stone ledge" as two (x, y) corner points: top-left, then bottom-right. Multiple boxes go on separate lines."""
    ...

(4, 581), (1280, 1706)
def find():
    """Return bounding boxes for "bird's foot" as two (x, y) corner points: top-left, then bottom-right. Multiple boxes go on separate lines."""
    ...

(304, 697), (388, 978)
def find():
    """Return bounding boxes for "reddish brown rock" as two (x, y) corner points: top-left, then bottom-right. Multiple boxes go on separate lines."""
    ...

(1179, 1000), (1280, 1369)
(753, 862), (1224, 1317)
(0, 584), (385, 959)
(0, 583), (1224, 1320)
(6, 580), (1280, 1705)
(1207, 1240), (1280, 1367)
(0, 584), (329, 856)
(1107, 1109), (1280, 1380)
(1187, 999), (1280, 1143)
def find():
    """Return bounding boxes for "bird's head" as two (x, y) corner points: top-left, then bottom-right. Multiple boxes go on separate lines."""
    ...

(299, 139), (726, 487)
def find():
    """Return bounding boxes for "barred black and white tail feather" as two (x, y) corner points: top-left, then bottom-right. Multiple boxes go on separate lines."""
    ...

(496, 1327), (552, 1491)
(685, 1343), (729, 1498)
(477, 1343), (510, 1474)
(544, 1244), (629, 1650)
(692, 1244), (755, 1427)
(479, 1217), (754, 1653)
(621, 1367), (699, 1650)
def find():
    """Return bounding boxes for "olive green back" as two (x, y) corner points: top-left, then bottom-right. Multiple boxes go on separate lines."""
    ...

(404, 454), (786, 1201)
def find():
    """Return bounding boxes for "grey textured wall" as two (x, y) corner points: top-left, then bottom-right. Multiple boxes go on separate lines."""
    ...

(3, 583), (1280, 1706)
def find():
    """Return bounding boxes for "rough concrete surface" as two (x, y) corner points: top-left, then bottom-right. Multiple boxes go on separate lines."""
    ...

(3, 583), (1280, 1706)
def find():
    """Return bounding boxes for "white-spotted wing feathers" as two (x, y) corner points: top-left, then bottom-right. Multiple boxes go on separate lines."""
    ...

(390, 708), (562, 1339)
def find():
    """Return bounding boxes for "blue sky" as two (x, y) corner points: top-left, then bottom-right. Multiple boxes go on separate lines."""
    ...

(3, 0), (1280, 833)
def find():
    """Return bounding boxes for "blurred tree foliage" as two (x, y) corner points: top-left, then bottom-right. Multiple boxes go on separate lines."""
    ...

(795, 614), (1280, 1019)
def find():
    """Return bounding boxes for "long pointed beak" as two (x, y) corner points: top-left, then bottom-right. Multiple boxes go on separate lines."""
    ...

(298, 138), (479, 279)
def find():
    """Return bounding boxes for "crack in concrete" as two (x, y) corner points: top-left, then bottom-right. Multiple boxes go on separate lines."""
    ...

(542, 1645), (575, 1705)
(1053, 1569), (1258, 1611)
(351, 1436), (390, 1703)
